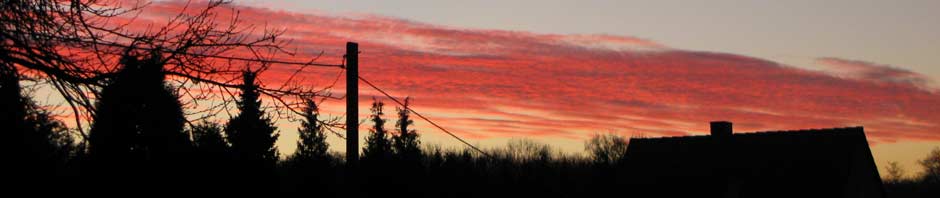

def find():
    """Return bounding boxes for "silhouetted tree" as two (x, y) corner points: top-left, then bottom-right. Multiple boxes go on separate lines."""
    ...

(280, 99), (337, 194)
(88, 50), (192, 160)
(921, 147), (940, 197)
(389, 97), (423, 196)
(363, 98), (392, 162)
(921, 147), (940, 183)
(504, 139), (553, 162)
(884, 161), (906, 184)
(225, 71), (279, 168)
(885, 147), (940, 198)
(294, 99), (330, 163)
(2, 64), (78, 187)
(189, 121), (233, 189)
(222, 71), (280, 192)
(86, 50), (193, 189)
(192, 121), (230, 161)
(1, 63), (30, 166)
(585, 133), (629, 165)
(19, 96), (78, 173)
(584, 133), (629, 196)
(393, 97), (421, 163)
(360, 98), (393, 197)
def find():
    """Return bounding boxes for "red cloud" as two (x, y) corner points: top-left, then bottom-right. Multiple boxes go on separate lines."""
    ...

(122, 1), (940, 144)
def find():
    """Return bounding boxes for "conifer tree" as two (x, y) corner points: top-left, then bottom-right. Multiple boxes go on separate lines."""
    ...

(295, 99), (330, 163)
(88, 50), (191, 164)
(86, 50), (192, 190)
(393, 97), (421, 162)
(363, 98), (392, 162)
(225, 71), (279, 168)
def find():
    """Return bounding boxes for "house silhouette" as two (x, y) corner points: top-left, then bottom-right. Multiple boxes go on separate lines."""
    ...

(622, 121), (884, 198)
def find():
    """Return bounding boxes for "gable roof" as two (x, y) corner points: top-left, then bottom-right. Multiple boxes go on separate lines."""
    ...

(622, 125), (884, 198)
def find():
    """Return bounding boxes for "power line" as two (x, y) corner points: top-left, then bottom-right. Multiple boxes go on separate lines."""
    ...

(21, 31), (347, 67)
(357, 75), (492, 158)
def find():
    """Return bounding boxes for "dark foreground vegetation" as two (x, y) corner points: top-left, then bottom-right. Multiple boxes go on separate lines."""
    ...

(881, 150), (940, 198)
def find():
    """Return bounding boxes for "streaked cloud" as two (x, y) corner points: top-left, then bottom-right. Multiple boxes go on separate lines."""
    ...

(817, 57), (936, 91)
(125, 1), (940, 145)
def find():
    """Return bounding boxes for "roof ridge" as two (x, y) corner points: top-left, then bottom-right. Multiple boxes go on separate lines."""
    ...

(630, 126), (864, 140)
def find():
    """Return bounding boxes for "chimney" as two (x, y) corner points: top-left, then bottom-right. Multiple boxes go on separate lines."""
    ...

(710, 121), (733, 137)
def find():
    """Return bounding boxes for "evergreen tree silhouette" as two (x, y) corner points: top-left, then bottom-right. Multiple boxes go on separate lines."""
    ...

(393, 97), (421, 162)
(282, 99), (336, 194)
(363, 98), (392, 162)
(87, 50), (193, 188)
(224, 71), (279, 176)
(361, 97), (393, 197)
(391, 97), (423, 197)
(295, 99), (330, 163)
(225, 71), (279, 165)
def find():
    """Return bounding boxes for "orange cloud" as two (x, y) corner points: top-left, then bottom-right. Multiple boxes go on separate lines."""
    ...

(121, 1), (940, 144)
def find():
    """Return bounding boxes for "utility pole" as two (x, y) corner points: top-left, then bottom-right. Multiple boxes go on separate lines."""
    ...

(345, 42), (359, 166)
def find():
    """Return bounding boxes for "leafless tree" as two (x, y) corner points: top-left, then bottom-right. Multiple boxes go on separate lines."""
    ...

(1, 0), (347, 143)
(585, 133), (629, 165)
(884, 161), (906, 184)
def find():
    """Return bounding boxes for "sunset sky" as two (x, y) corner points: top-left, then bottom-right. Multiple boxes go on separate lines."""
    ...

(71, 0), (939, 177)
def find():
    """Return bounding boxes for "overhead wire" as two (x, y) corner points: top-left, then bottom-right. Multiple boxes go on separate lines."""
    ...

(356, 75), (492, 158)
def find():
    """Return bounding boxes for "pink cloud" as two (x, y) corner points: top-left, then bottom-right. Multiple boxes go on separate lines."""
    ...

(817, 57), (935, 91)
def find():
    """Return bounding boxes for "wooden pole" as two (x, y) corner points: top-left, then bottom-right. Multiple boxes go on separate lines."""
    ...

(345, 42), (359, 166)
